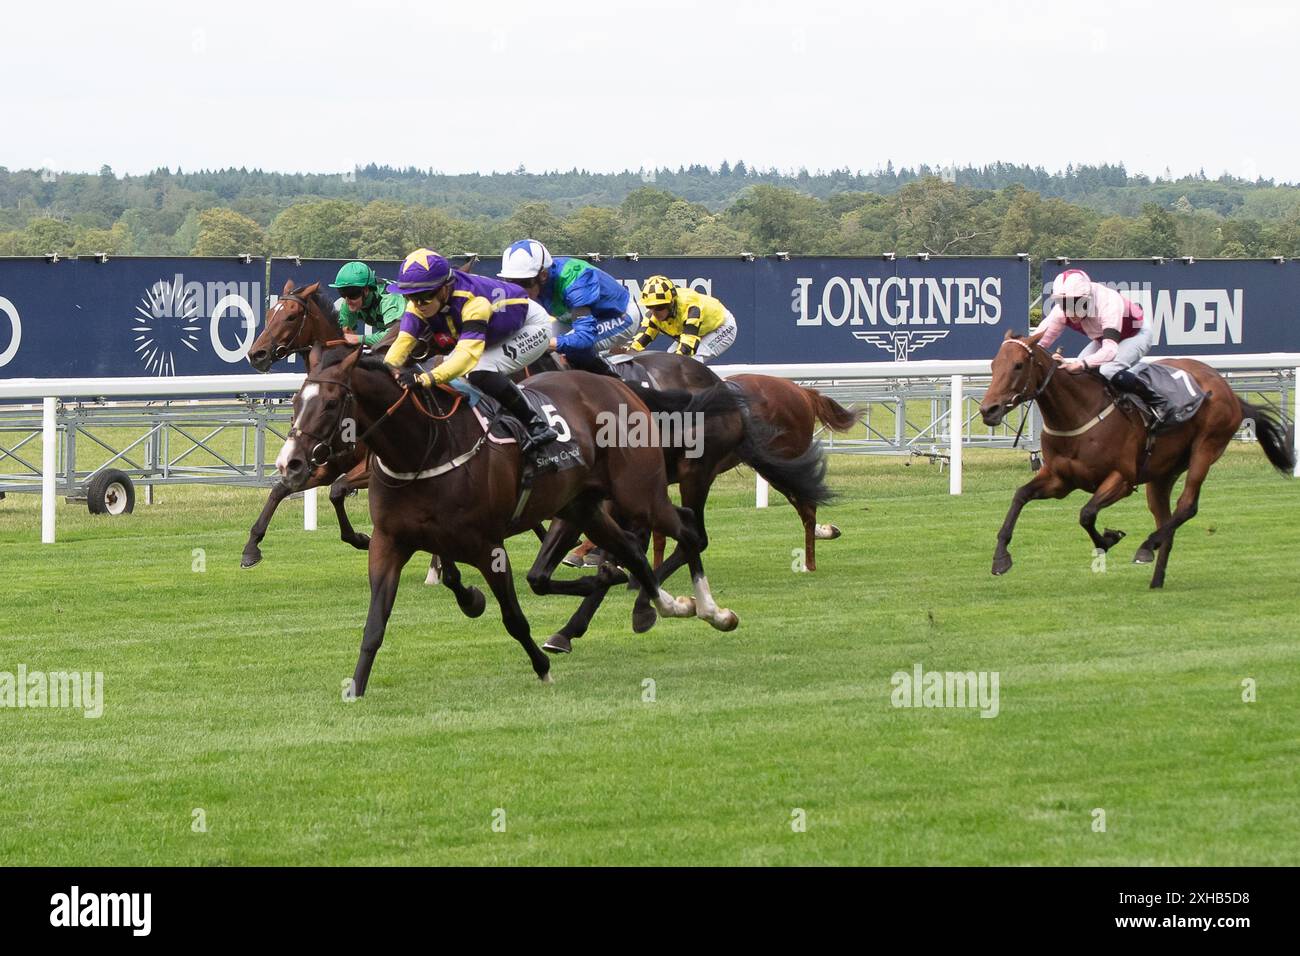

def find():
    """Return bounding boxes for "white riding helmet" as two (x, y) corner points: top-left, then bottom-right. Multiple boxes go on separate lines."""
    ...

(498, 239), (554, 280)
(1050, 268), (1092, 300)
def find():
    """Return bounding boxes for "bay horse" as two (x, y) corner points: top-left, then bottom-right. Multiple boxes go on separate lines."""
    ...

(979, 330), (1295, 588)
(242, 278), (555, 577)
(243, 280), (373, 568)
(277, 345), (739, 696)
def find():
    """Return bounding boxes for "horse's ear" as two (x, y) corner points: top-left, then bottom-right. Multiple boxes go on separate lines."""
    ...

(299, 281), (320, 298)
(1004, 328), (1016, 340)
(307, 342), (324, 371)
(1027, 330), (1046, 347)
(282, 278), (296, 296)
(340, 347), (363, 372)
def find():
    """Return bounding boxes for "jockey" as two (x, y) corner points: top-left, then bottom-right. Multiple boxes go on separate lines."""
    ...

(628, 276), (738, 361)
(330, 261), (406, 347)
(497, 239), (637, 377)
(383, 248), (559, 452)
(1037, 268), (1163, 416)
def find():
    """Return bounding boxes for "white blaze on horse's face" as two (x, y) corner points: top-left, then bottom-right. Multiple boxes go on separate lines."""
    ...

(275, 383), (320, 477)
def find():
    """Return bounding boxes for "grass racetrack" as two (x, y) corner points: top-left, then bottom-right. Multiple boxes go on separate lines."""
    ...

(1, 446), (1297, 866)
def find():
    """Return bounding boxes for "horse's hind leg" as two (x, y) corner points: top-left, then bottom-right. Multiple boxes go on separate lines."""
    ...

(439, 559), (486, 619)
(526, 516), (628, 600)
(580, 507), (694, 630)
(1135, 473), (1177, 565)
(673, 505), (739, 632)
(241, 481), (292, 568)
(351, 536), (412, 698)
(478, 545), (551, 682)
(1145, 440), (1225, 589)
(1078, 470), (1135, 554)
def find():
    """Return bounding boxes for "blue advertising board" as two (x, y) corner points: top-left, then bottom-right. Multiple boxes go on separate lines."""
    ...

(269, 254), (1028, 367)
(0, 256), (264, 378)
(1040, 259), (1300, 356)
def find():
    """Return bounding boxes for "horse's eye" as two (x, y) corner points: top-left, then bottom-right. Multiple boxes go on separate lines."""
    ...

(325, 398), (338, 410)
(1013, 362), (1023, 371)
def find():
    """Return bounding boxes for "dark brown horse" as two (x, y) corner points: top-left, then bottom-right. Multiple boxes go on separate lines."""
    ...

(612, 352), (861, 570)
(979, 330), (1294, 588)
(277, 345), (738, 695)
(538, 356), (835, 653)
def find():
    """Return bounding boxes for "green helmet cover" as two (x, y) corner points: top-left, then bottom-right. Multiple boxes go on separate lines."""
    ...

(331, 261), (378, 289)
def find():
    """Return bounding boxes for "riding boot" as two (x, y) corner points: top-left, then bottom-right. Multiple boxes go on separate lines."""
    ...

(468, 369), (559, 453)
(1110, 368), (1165, 426)
(564, 348), (622, 379)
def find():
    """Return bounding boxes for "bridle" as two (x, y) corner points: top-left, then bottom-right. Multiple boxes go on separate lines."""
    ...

(1002, 338), (1056, 407)
(267, 291), (349, 360)
(291, 351), (468, 479)
(998, 338), (1056, 447)
(290, 376), (358, 468)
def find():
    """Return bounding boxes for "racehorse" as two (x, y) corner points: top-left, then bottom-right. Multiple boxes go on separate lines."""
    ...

(242, 278), (555, 577)
(276, 345), (739, 695)
(612, 351), (862, 571)
(979, 330), (1295, 588)
(243, 281), (373, 568)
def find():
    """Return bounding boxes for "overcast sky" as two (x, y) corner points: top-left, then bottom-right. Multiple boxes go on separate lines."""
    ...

(4, 0), (1297, 182)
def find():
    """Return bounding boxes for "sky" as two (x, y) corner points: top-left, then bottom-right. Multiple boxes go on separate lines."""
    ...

(3, 0), (1298, 182)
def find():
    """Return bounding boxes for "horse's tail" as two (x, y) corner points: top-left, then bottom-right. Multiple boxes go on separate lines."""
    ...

(804, 387), (864, 432)
(1238, 398), (1296, 476)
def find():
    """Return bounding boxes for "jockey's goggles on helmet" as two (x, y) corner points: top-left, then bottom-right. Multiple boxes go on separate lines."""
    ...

(339, 286), (367, 300)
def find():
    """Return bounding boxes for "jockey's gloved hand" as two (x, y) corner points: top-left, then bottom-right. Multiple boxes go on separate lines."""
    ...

(396, 368), (430, 390)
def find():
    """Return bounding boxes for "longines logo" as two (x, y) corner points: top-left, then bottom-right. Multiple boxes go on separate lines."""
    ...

(852, 330), (950, 360)
(792, 275), (1003, 360)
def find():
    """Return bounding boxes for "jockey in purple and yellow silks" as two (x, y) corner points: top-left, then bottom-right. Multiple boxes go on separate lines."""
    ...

(384, 248), (559, 451)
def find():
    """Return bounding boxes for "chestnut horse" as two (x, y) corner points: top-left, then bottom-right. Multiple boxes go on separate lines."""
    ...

(277, 346), (740, 695)
(979, 330), (1294, 588)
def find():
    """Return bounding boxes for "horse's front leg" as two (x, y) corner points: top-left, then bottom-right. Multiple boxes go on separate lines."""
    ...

(350, 534), (413, 698)
(439, 558), (486, 618)
(241, 481), (292, 568)
(1078, 470), (1134, 554)
(478, 545), (551, 682)
(992, 470), (1068, 575)
(329, 460), (371, 550)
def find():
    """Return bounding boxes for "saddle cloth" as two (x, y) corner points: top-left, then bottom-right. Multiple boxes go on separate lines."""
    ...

(1123, 362), (1207, 431)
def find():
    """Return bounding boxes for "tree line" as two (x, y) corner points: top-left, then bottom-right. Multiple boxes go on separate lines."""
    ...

(1, 163), (1298, 268)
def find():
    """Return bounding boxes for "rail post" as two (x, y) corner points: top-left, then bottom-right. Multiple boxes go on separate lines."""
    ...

(950, 374), (963, 495)
(41, 396), (56, 544)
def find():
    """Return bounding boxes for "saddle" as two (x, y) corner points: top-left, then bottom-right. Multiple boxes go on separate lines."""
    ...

(610, 355), (660, 392)
(441, 380), (585, 473)
(1107, 363), (1207, 434)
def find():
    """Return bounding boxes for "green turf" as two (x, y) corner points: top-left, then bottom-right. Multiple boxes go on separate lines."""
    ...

(1, 445), (1297, 866)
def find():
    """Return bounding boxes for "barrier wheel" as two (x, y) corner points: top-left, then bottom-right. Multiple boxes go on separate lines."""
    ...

(87, 469), (135, 516)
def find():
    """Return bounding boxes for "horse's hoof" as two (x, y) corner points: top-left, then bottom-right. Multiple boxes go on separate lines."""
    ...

(240, 552), (262, 569)
(543, 634), (572, 654)
(1100, 528), (1126, 550)
(538, 670), (554, 684)
(458, 586), (486, 619)
(349, 533), (371, 551)
(424, 568), (442, 587)
(710, 609), (739, 632)
(814, 523), (841, 540)
(1133, 547), (1155, 565)
(991, 554), (1012, 576)
(632, 606), (658, 633)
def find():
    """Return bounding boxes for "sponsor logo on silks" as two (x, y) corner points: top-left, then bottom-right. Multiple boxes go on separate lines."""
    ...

(131, 274), (258, 375)
(852, 330), (950, 361)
